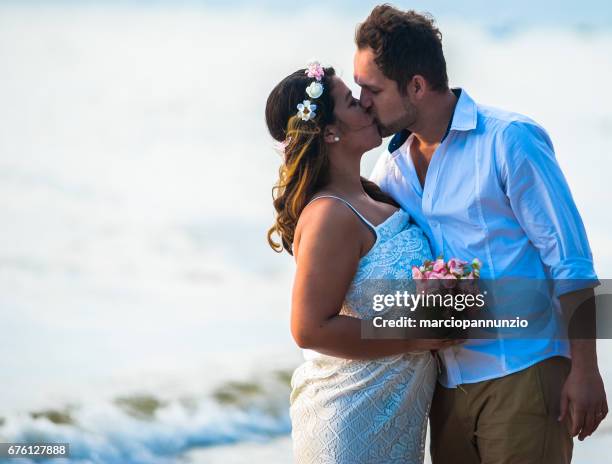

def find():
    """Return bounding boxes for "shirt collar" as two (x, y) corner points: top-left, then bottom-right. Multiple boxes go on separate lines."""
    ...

(387, 87), (477, 153)
(447, 87), (477, 133)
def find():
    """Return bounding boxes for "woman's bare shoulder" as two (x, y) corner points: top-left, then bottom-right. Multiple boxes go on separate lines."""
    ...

(294, 194), (361, 259)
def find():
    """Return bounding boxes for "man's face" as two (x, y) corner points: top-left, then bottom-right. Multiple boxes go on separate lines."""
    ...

(353, 47), (416, 137)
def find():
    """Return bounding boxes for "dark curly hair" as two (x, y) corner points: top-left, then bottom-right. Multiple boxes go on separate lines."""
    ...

(355, 4), (448, 93)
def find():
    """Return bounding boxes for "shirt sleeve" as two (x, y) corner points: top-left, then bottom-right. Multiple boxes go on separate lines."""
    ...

(498, 120), (599, 297)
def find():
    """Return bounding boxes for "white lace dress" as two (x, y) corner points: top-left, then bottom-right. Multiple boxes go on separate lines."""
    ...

(290, 195), (437, 464)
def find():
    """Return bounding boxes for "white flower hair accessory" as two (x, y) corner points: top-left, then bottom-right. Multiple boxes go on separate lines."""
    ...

(295, 60), (325, 121)
(297, 100), (317, 121)
(305, 81), (324, 99)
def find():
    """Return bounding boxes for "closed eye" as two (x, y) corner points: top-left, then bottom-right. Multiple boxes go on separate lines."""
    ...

(363, 85), (381, 96)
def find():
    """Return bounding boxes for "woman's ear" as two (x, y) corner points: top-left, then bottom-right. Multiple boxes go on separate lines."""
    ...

(323, 125), (341, 144)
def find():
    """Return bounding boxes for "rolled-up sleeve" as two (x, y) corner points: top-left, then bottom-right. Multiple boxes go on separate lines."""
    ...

(499, 120), (599, 296)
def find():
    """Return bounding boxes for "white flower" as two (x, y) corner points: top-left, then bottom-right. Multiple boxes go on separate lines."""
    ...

(305, 81), (324, 99)
(296, 100), (317, 121)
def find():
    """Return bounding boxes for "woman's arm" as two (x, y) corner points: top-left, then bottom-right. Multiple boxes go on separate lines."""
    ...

(291, 199), (458, 360)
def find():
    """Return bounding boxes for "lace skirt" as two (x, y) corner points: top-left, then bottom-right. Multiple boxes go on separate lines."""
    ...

(289, 351), (436, 464)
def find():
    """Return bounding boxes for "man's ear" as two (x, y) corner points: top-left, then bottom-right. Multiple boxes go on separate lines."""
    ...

(323, 125), (340, 144)
(407, 75), (427, 100)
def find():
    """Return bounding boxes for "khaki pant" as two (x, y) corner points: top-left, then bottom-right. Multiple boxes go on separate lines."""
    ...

(430, 356), (573, 464)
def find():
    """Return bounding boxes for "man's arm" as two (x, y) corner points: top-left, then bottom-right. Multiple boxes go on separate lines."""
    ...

(499, 120), (607, 440)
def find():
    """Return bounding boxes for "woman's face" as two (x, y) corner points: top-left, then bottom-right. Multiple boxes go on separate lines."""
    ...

(329, 76), (382, 153)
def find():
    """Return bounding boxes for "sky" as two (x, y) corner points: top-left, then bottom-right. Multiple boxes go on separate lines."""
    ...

(4, 0), (612, 28)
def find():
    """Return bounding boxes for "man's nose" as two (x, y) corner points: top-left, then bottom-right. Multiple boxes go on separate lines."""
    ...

(359, 92), (372, 110)
(359, 91), (372, 110)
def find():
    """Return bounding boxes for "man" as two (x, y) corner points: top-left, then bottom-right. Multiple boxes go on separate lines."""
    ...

(354, 5), (607, 463)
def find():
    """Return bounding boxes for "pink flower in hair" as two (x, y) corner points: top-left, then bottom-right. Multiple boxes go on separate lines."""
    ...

(305, 61), (325, 81)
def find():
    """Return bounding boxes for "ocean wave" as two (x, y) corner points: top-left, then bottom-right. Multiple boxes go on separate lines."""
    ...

(0, 369), (293, 464)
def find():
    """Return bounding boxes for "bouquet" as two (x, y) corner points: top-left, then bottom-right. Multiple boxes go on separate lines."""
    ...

(410, 256), (482, 338)
(412, 257), (481, 282)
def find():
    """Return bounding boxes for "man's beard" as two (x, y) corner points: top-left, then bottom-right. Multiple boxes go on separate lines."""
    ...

(376, 105), (417, 138)
(377, 114), (415, 137)
(377, 123), (396, 138)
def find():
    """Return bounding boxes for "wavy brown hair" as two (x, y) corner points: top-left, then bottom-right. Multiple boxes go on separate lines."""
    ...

(265, 67), (399, 255)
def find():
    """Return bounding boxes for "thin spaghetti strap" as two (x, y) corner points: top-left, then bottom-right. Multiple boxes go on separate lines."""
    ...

(306, 195), (377, 234)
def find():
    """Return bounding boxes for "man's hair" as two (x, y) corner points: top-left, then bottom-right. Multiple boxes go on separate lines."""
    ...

(355, 4), (448, 93)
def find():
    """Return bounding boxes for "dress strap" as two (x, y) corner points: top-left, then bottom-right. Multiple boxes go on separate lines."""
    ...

(306, 195), (377, 234)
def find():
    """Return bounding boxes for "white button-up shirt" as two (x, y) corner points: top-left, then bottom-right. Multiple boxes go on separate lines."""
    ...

(370, 88), (599, 387)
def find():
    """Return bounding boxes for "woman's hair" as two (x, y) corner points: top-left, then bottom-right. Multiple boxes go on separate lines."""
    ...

(265, 67), (399, 255)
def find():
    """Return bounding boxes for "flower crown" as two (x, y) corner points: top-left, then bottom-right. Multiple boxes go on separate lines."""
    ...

(296, 61), (325, 122)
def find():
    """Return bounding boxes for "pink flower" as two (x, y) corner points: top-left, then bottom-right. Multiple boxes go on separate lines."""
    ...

(305, 61), (325, 81)
(432, 258), (446, 273)
(448, 258), (466, 276)
(412, 266), (424, 279)
(427, 271), (447, 279)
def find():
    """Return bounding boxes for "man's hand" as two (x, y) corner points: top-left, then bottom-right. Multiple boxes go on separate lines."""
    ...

(559, 345), (608, 441)
(558, 288), (608, 440)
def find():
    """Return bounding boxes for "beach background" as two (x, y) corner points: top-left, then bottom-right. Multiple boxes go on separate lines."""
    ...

(0, 0), (611, 462)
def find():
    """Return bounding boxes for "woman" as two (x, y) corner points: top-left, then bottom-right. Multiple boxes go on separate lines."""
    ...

(265, 62), (460, 463)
